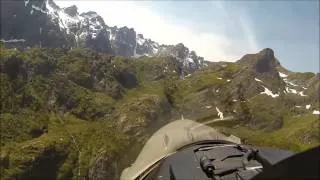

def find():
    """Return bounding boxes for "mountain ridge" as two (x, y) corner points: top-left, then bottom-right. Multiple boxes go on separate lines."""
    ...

(1, 0), (205, 70)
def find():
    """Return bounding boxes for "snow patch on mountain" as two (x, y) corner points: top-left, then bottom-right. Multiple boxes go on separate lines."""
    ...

(306, 104), (311, 110)
(279, 71), (308, 97)
(313, 110), (320, 115)
(285, 87), (307, 97)
(298, 91), (307, 97)
(279, 72), (298, 86)
(135, 34), (161, 57)
(254, 78), (263, 82)
(24, 0), (29, 7)
(45, 0), (56, 15)
(57, 11), (80, 33)
(285, 80), (298, 87)
(216, 107), (224, 120)
(0, 39), (26, 43)
(137, 36), (145, 45)
(31, 4), (47, 14)
(106, 28), (116, 41)
(286, 87), (297, 94)
(279, 72), (288, 78)
(260, 86), (279, 98)
(186, 57), (193, 63)
(152, 46), (158, 54)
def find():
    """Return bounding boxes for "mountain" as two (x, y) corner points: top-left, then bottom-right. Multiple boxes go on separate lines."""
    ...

(0, 45), (319, 179)
(1, 0), (319, 179)
(1, 0), (205, 70)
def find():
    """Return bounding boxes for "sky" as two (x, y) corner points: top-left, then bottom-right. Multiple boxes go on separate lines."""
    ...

(55, 1), (319, 72)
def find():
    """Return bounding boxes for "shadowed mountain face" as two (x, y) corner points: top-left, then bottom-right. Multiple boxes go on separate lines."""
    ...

(255, 48), (278, 73)
(1, 0), (205, 72)
(237, 48), (280, 74)
(1, 0), (70, 48)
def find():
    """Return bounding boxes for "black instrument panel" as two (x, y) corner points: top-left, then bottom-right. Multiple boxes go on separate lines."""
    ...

(143, 141), (294, 180)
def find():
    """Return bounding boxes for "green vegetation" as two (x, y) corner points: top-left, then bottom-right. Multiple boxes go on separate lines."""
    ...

(287, 72), (315, 84)
(218, 114), (319, 152)
(0, 48), (146, 179)
(1, 47), (319, 179)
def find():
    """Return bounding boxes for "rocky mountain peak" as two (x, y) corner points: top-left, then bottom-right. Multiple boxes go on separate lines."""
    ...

(255, 48), (279, 73)
(237, 48), (280, 74)
(112, 26), (136, 57)
(1, 0), (206, 72)
(258, 48), (274, 59)
(234, 48), (284, 99)
(80, 11), (98, 18)
(63, 5), (78, 17)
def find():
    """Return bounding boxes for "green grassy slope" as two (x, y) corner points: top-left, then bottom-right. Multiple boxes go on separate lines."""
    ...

(1, 47), (319, 179)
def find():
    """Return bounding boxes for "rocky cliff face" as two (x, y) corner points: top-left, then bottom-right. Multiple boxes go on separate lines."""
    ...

(1, 0), (71, 49)
(135, 35), (204, 70)
(1, 0), (205, 71)
(232, 48), (284, 99)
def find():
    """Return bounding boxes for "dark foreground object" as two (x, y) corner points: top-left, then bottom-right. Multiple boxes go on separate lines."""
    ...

(253, 146), (320, 180)
(142, 140), (319, 180)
